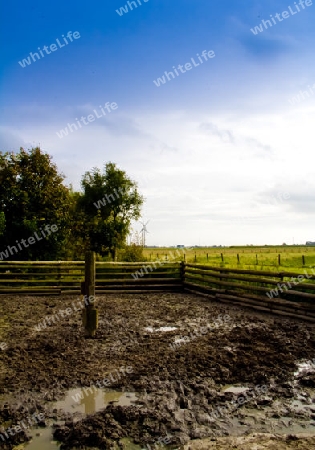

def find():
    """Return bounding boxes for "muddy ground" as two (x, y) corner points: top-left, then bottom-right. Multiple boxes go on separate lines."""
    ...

(0, 292), (315, 449)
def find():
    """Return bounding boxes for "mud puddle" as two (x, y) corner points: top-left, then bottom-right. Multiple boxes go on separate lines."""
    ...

(228, 405), (315, 436)
(23, 432), (145, 450)
(120, 437), (173, 450)
(53, 388), (138, 415)
(22, 430), (152, 450)
(144, 326), (177, 333)
(294, 359), (315, 377)
(21, 390), (139, 450)
(24, 427), (59, 449)
(222, 385), (250, 394)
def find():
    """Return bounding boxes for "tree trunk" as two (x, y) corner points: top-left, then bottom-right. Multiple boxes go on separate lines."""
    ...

(110, 248), (116, 261)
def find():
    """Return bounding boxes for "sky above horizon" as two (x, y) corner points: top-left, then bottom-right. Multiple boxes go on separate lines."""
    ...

(1, 0), (315, 246)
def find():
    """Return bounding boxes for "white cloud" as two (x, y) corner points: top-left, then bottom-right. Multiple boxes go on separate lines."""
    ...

(2, 94), (314, 246)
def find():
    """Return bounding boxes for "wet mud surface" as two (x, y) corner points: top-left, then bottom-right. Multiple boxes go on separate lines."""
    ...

(1, 292), (315, 449)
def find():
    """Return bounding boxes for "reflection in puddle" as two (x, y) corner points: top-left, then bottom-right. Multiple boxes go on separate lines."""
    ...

(53, 388), (138, 415)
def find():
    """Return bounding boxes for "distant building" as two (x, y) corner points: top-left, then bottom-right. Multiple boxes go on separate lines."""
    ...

(177, 245), (185, 248)
(306, 241), (315, 246)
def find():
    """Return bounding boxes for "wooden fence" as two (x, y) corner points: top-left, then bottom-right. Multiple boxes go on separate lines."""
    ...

(0, 261), (182, 294)
(1, 260), (315, 321)
(183, 263), (315, 321)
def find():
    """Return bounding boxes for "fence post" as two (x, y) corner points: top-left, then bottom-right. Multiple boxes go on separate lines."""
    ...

(82, 251), (98, 338)
(180, 261), (186, 287)
(194, 252), (197, 263)
(278, 254), (281, 266)
(206, 253), (209, 262)
(302, 255), (305, 266)
(237, 254), (240, 264)
(221, 253), (224, 263)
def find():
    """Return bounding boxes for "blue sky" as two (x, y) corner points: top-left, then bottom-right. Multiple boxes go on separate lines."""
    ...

(1, 0), (315, 246)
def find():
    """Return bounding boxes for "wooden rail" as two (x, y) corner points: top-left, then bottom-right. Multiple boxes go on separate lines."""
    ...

(0, 261), (182, 294)
(183, 263), (315, 321)
(0, 261), (315, 320)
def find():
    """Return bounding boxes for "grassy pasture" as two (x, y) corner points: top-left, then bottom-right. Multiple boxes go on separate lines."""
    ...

(143, 245), (315, 273)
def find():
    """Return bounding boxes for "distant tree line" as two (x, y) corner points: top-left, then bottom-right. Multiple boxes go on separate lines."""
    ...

(0, 147), (144, 260)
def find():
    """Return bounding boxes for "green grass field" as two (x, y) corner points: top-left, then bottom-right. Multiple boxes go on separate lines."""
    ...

(143, 246), (315, 274)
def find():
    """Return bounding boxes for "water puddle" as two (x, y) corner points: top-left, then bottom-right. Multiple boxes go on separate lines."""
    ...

(53, 388), (138, 415)
(173, 337), (187, 344)
(21, 427), (171, 450)
(112, 437), (173, 449)
(227, 406), (315, 436)
(222, 385), (250, 394)
(186, 319), (233, 328)
(290, 398), (313, 412)
(23, 426), (59, 449)
(294, 359), (315, 377)
(144, 326), (177, 333)
(22, 430), (170, 450)
(18, 390), (139, 450)
(120, 437), (142, 449)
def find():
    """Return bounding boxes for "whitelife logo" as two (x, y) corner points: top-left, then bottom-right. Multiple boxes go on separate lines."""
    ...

(288, 82), (315, 105)
(71, 366), (133, 403)
(56, 102), (118, 139)
(93, 187), (125, 209)
(33, 295), (96, 332)
(0, 224), (58, 261)
(0, 413), (46, 442)
(18, 31), (81, 68)
(116, 0), (149, 16)
(250, 0), (313, 35)
(266, 266), (315, 299)
(153, 49), (215, 87)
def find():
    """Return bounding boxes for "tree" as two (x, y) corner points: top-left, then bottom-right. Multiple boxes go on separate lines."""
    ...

(61, 188), (87, 260)
(78, 162), (144, 260)
(0, 147), (72, 260)
(0, 212), (5, 237)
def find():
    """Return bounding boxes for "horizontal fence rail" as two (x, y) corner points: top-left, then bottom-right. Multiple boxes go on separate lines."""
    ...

(183, 263), (315, 321)
(0, 261), (315, 320)
(0, 261), (182, 294)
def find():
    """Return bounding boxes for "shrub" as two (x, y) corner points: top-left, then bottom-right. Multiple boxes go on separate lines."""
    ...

(118, 244), (146, 262)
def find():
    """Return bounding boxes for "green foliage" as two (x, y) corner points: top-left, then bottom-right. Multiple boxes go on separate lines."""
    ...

(0, 212), (5, 236)
(0, 148), (144, 262)
(60, 188), (87, 260)
(118, 244), (146, 262)
(76, 162), (144, 260)
(0, 147), (72, 260)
